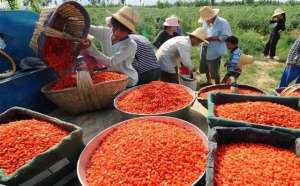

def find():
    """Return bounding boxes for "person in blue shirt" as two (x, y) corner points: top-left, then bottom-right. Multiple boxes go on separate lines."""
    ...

(199, 6), (232, 84)
(222, 36), (242, 84)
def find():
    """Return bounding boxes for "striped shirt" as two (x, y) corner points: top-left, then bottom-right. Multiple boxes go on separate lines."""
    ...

(287, 37), (300, 67)
(129, 34), (160, 74)
(227, 47), (241, 72)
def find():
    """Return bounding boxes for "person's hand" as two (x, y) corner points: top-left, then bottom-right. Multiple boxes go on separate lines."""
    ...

(80, 39), (91, 50)
(224, 62), (228, 67)
(206, 36), (219, 41)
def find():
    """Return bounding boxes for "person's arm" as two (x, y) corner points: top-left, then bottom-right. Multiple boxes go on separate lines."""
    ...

(85, 42), (137, 67)
(89, 25), (111, 42)
(153, 31), (164, 48)
(278, 19), (286, 32)
(206, 21), (232, 42)
(177, 45), (193, 71)
(293, 38), (300, 63)
(218, 21), (232, 41)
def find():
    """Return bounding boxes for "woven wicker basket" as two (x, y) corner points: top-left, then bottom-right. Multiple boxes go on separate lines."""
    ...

(41, 71), (128, 114)
(30, 1), (90, 58)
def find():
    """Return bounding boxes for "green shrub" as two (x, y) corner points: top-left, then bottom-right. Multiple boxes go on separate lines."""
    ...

(276, 33), (295, 61)
(238, 30), (264, 55)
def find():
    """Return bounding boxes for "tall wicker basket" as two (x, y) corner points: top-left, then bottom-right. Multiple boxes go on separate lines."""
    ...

(30, 1), (90, 58)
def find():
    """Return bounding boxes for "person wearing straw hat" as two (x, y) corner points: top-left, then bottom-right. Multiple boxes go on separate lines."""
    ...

(153, 16), (180, 49)
(82, 6), (139, 87)
(199, 6), (232, 85)
(156, 27), (208, 83)
(105, 16), (112, 28)
(263, 8), (286, 60)
(279, 36), (300, 88)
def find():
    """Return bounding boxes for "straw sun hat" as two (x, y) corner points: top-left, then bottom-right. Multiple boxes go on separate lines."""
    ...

(111, 6), (139, 33)
(238, 54), (254, 68)
(187, 27), (209, 44)
(163, 16), (180, 27)
(272, 8), (285, 17)
(199, 6), (219, 21)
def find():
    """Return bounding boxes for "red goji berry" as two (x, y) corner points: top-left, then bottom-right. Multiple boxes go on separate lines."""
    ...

(116, 81), (193, 114)
(215, 101), (300, 129)
(214, 143), (300, 186)
(44, 37), (75, 77)
(86, 118), (207, 186)
(0, 119), (69, 175)
(198, 87), (263, 99)
(51, 71), (126, 91)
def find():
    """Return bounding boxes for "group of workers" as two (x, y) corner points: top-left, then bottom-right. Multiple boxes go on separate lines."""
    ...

(80, 5), (300, 88)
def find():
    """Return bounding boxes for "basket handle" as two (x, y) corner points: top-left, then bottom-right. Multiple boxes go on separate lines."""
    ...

(77, 71), (97, 108)
(280, 84), (300, 96)
(0, 49), (16, 79)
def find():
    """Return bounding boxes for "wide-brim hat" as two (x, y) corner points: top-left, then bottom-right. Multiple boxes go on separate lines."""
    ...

(238, 54), (254, 68)
(163, 16), (180, 27)
(272, 8), (285, 17)
(199, 6), (219, 21)
(187, 27), (209, 44)
(111, 6), (139, 33)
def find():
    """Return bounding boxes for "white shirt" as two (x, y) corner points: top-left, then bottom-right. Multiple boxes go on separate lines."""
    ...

(156, 36), (193, 73)
(88, 26), (138, 87)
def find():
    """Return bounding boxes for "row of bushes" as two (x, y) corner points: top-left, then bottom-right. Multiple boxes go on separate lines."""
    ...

(156, 0), (300, 8)
(86, 5), (300, 61)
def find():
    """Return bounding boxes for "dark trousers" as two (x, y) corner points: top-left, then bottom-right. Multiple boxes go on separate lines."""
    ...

(222, 71), (241, 83)
(138, 68), (161, 85)
(264, 33), (280, 57)
(160, 70), (178, 83)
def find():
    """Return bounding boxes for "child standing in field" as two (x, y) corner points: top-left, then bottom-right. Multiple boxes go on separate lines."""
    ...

(222, 36), (242, 84)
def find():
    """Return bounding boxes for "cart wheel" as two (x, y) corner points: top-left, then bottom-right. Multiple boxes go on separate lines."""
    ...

(0, 49), (16, 79)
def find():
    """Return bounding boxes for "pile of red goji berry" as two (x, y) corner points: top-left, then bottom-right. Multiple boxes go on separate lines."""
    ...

(0, 119), (69, 175)
(86, 118), (207, 186)
(44, 37), (76, 77)
(51, 71), (126, 91)
(215, 101), (300, 128)
(214, 143), (300, 186)
(116, 81), (193, 114)
(198, 87), (263, 99)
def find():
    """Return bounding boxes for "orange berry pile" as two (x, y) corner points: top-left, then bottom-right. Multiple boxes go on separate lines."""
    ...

(44, 37), (75, 76)
(51, 71), (126, 91)
(214, 143), (300, 186)
(86, 118), (207, 186)
(116, 81), (193, 114)
(198, 87), (263, 99)
(215, 101), (300, 128)
(0, 119), (69, 175)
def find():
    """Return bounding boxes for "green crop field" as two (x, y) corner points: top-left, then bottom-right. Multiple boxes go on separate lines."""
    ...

(86, 5), (300, 92)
